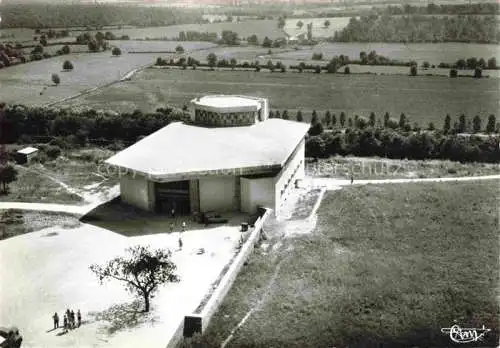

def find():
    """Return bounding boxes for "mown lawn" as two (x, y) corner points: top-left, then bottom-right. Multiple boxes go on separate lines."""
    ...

(67, 68), (500, 127)
(197, 181), (499, 347)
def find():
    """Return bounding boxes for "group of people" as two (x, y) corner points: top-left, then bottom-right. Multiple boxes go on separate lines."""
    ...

(52, 309), (81, 333)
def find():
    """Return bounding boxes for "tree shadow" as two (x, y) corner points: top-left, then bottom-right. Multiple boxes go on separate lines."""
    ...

(89, 300), (159, 335)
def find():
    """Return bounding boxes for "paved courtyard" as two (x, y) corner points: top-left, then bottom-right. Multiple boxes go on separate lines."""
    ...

(0, 215), (245, 348)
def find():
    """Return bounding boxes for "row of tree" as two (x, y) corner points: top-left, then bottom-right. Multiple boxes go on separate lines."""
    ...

(1, 104), (498, 167)
(306, 128), (499, 163)
(283, 2), (499, 19)
(269, 109), (498, 135)
(332, 14), (500, 43)
(383, 3), (499, 16)
(1, 105), (188, 146)
(0, 4), (202, 28)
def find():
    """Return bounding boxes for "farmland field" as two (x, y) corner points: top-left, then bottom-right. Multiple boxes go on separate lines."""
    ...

(78, 19), (285, 40)
(275, 42), (500, 65)
(345, 63), (500, 78)
(284, 17), (352, 38)
(199, 181), (499, 347)
(0, 41), (214, 105)
(63, 68), (500, 126)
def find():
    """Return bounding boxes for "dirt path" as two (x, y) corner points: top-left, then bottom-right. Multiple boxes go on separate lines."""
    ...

(307, 174), (500, 190)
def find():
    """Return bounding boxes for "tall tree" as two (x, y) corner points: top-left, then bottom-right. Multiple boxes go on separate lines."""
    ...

(278, 17), (286, 29)
(384, 112), (390, 127)
(324, 110), (331, 127)
(472, 115), (482, 133)
(296, 110), (303, 122)
(458, 114), (467, 133)
(207, 53), (217, 69)
(399, 113), (407, 129)
(487, 57), (497, 69)
(311, 110), (318, 125)
(282, 110), (289, 120)
(369, 112), (376, 127)
(331, 113), (337, 127)
(275, 110), (281, 119)
(340, 112), (346, 127)
(90, 245), (179, 312)
(485, 114), (496, 133)
(0, 165), (18, 193)
(443, 114), (451, 133)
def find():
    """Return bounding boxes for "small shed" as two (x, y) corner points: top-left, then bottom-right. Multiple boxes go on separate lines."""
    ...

(15, 146), (38, 164)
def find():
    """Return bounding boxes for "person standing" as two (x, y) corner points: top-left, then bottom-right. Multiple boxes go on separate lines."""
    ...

(350, 173), (354, 185)
(178, 235), (183, 251)
(181, 221), (186, 233)
(70, 310), (75, 329)
(77, 310), (82, 328)
(63, 314), (68, 332)
(52, 312), (59, 329)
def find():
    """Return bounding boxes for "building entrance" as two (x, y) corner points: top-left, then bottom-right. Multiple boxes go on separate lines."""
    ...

(155, 181), (191, 215)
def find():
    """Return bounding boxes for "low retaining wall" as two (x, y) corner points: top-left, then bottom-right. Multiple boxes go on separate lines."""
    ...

(180, 208), (272, 341)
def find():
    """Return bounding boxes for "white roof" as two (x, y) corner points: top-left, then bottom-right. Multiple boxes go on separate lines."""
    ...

(192, 95), (262, 110)
(17, 147), (38, 155)
(106, 119), (309, 180)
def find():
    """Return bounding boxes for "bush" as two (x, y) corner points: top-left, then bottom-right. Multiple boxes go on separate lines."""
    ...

(112, 47), (121, 56)
(45, 145), (62, 159)
(344, 66), (350, 74)
(449, 69), (458, 78)
(61, 45), (70, 54)
(309, 122), (324, 136)
(410, 65), (417, 76)
(175, 45), (184, 53)
(62, 60), (74, 70)
(314, 65), (321, 74)
(32, 45), (43, 54)
(312, 52), (323, 60)
(88, 41), (99, 52)
(51, 73), (60, 85)
(474, 68), (482, 78)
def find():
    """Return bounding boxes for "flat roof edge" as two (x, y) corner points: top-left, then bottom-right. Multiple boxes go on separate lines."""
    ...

(104, 163), (282, 181)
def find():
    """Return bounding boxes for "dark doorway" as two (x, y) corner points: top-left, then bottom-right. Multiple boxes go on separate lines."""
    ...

(155, 181), (190, 215)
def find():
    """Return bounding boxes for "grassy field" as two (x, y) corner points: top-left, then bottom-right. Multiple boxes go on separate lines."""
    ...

(200, 181), (499, 347)
(1, 164), (83, 204)
(275, 42), (500, 65)
(306, 156), (500, 180)
(64, 68), (500, 127)
(1, 147), (116, 204)
(80, 20), (285, 40)
(344, 64), (500, 78)
(0, 41), (214, 106)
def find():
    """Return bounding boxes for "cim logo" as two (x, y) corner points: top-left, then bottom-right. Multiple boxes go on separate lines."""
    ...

(441, 324), (491, 344)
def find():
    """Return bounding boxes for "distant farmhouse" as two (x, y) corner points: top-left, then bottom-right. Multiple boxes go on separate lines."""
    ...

(106, 95), (309, 216)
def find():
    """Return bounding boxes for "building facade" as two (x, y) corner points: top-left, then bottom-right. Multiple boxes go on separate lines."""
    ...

(106, 95), (308, 216)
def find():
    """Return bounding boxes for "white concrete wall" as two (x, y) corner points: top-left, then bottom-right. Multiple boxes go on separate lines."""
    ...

(199, 176), (236, 212)
(240, 176), (275, 214)
(120, 174), (151, 211)
(274, 138), (306, 215)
